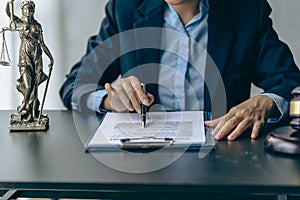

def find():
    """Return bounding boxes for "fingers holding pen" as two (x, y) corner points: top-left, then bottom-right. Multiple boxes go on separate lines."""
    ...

(104, 82), (133, 112)
(104, 76), (154, 113)
(104, 83), (115, 97)
(120, 77), (141, 112)
(122, 77), (154, 113)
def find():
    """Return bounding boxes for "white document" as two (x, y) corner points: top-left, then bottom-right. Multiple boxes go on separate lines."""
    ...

(86, 111), (206, 149)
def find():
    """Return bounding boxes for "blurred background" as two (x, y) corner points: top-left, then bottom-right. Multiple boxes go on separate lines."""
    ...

(0, 0), (299, 110)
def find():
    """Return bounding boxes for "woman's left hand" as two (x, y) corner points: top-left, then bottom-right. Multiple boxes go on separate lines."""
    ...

(205, 95), (276, 140)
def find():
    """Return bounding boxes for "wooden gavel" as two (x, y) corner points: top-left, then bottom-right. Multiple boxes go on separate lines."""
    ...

(264, 87), (300, 155)
(290, 87), (300, 130)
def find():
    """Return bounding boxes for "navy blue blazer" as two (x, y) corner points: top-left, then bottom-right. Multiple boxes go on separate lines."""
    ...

(60, 0), (300, 116)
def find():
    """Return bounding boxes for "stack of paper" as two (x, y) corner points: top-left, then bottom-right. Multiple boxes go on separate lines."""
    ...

(86, 111), (207, 150)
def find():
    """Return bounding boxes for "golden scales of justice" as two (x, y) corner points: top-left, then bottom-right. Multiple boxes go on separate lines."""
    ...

(0, 0), (54, 131)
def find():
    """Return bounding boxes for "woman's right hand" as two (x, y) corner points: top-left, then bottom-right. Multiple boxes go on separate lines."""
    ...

(103, 76), (154, 114)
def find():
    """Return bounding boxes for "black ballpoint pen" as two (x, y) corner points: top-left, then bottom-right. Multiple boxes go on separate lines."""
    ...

(141, 83), (147, 128)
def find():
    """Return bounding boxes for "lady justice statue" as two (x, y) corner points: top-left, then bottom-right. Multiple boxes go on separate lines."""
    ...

(0, 0), (54, 131)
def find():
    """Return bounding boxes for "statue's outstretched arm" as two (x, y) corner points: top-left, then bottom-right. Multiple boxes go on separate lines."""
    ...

(5, 0), (19, 30)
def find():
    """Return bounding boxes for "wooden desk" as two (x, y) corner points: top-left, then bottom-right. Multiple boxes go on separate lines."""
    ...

(0, 110), (300, 200)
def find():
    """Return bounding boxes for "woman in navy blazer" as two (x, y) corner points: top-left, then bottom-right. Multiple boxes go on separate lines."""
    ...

(60, 0), (300, 140)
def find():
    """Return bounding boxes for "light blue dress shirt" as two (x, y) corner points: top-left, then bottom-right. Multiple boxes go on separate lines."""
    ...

(87, 0), (288, 122)
(158, 1), (208, 111)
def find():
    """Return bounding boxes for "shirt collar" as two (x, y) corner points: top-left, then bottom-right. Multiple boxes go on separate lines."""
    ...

(164, 0), (209, 30)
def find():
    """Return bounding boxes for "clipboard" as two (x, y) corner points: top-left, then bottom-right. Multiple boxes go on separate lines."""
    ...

(85, 111), (215, 151)
(119, 137), (174, 149)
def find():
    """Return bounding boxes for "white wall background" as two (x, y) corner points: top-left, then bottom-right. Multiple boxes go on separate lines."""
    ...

(0, 0), (299, 110)
(0, 0), (108, 110)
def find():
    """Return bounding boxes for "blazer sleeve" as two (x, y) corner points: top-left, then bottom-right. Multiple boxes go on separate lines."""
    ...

(253, 0), (300, 100)
(59, 0), (121, 111)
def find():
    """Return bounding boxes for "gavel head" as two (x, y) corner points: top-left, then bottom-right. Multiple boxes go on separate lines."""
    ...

(290, 87), (300, 130)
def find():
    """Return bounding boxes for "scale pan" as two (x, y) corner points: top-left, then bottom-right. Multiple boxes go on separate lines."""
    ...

(0, 61), (11, 66)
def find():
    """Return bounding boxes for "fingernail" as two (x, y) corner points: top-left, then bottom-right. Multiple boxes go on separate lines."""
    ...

(143, 98), (149, 105)
(214, 134), (220, 140)
(251, 134), (258, 139)
(211, 130), (216, 136)
(215, 136), (220, 140)
(127, 105), (134, 111)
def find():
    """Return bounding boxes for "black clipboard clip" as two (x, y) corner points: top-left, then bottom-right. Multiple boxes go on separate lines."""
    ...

(119, 137), (174, 149)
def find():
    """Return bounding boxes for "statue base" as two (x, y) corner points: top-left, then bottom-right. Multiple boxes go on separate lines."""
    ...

(9, 113), (49, 131)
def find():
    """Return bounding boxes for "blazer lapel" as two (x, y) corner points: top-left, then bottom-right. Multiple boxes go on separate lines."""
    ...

(205, 0), (236, 114)
(130, 0), (164, 98)
(133, 0), (164, 65)
(207, 0), (236, 75)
